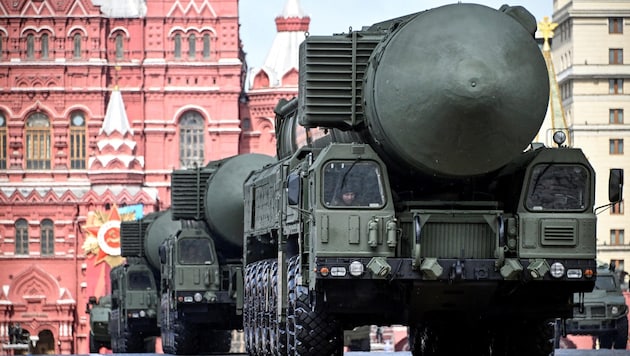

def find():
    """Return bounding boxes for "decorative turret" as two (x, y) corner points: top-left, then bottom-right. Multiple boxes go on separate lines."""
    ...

(88, 89), (144, 185)
(248, 0), (310, 89)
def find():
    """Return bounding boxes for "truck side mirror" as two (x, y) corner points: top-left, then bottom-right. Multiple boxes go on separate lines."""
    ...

(287, 173), (300, 206)
(609, 168), (624, 203)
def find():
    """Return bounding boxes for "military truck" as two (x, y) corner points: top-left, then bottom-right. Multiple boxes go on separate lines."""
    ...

(112, 209), (234, 354)
(234, 3), (624, 356)
(169, 154), (275, 351)
(86, 295), (112, 353)
(121, 153), (271, 354)
(109, 259), (159, 353)
(557, 264), (629, 349)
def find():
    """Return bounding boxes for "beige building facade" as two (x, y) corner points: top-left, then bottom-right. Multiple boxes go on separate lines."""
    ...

(552, 0), (630, 272)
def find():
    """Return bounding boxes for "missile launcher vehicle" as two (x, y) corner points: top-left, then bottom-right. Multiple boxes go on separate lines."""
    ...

(235, 3), (624, 356)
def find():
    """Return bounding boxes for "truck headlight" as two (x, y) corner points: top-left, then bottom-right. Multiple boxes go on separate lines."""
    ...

(349, 261), (364, 277)
(550, 262), (565, 278)
(194, 292), (203, 302)
(611, 306), (620, 315)
(139, 310), (146, 317)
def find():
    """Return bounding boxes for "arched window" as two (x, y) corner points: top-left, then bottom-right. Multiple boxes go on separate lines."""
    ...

(26, 112), (51, 169)
(115, 33), (124, 59)
(0, 33), (4, 59)
(41, 33), (49, 59)
(174, 34), (181, 59)
(179, 111), (204, 168)
(203, 34), (210, 59)
(188, 34), (196, 59)
(41, 219), (54, 256)
(70, 112), (86, 169)
(15, 219), (29, 255)
(26, 34), (34, 59)
(73, 33), (82, 58)
(0, 113), (6, 169)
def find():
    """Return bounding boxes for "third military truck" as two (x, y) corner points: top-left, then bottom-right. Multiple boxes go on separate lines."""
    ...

(233, 3), (623, 356)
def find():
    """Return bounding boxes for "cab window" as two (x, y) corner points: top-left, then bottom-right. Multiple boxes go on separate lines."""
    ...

(179, 239), (213, 264)
(127, 271), (153, 290)
(323, 160), (385, 208)
(526, 164), (588, 211)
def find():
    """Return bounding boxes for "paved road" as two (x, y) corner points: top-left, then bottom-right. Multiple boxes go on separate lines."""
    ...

(89, 351), (630, 356)
(343, 351), (630, 355)
(343, 352), (630, 355)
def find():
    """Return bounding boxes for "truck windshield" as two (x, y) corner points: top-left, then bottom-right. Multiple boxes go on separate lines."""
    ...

(525, 164), (588, 211)
(323, 160), (385, 208)
(595, 275), (617, 291)
(179, 239), (213, 264)
(128, 271), (153, 290)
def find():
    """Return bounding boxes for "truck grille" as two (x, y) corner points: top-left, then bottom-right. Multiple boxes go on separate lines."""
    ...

(589, 306), (606, 318)
(421, 223), (495, 259)
(541, 219), (577, 246)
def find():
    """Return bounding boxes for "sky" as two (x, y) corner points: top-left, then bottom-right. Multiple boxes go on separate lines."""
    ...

(238, 0), (554, 69)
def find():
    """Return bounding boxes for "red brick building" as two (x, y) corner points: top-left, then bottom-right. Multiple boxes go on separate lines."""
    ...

(0, 0), (306, 352)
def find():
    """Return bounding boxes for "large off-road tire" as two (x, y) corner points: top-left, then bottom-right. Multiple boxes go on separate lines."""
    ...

(289, 256), (343, 356)
(412, 321), (492, 356)
(112, 330), (143, 353)
(254, 261), (270, 355)
(202, 330), (233, 353)
(599, 333), (614, 349)
(89, 334), (98, 353)
(172, 318), (200, 355)
(270, 260), (287, 355)
(144, 336), (156, 353)
(244, 263), (254, 354)
(493, 319), (555, 356)
(614, 316), (629, 349)
(286, 256), (298, 355)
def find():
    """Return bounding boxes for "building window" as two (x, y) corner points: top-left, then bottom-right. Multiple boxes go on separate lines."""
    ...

(0, 34), (3, 59)
(203, 34), (210, 59)
(15, 219), (29, 255)
(26, 112), (51, 169)
(26, 34), (34, 59)
(609, 79), (623, 94)
(179, 111), (204, 168)
(70, 112), (86, 169)
(73, 34), (81, 58)
(0, 113), (6, 169)
(115, 34), (123, 59)
(41, 219), (54, 256)
(188, 34), (196, 59)
(611, 201), (624, 215)
(611, 259), (625, 272)
(610, 139), (624, 155)
(41, 34), (49, 59)
(610, 229), (625, 245)
(174, 34), (181, 59)
(610, 109), (624, 124)
(609, 18), (623, 34)
(561, 81), (573, 99)
(609, 49), (623, 64)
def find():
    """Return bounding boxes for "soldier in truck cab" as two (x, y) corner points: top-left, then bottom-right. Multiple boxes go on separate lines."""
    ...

(333, 183), (360, 206)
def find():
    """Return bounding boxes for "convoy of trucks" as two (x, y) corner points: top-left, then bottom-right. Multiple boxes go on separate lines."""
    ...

(86, 3), (624, 355)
